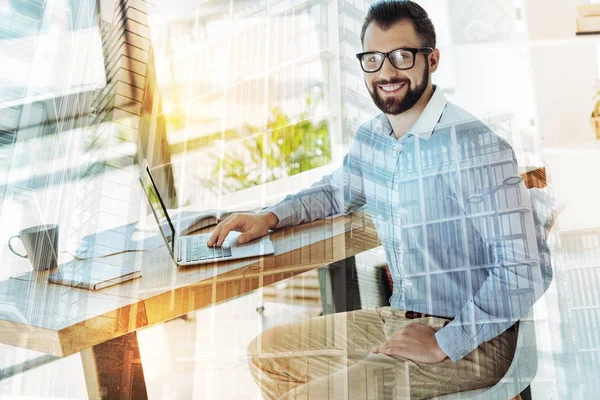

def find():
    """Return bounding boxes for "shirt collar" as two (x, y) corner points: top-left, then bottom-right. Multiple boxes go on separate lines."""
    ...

(380, 85), (448, 141)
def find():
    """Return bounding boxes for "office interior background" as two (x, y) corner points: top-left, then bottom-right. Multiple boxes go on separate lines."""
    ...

(0, 0), (599, 398)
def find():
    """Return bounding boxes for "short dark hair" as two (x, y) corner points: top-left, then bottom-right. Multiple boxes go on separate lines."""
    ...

(360, 0), (436, 49)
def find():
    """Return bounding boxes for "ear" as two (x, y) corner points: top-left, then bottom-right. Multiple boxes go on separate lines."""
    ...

(429, 48), (440, 73)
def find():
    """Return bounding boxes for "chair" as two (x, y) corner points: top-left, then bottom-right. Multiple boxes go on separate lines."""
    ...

(431, 309), (536, 400)
(318, 255), (538, 400)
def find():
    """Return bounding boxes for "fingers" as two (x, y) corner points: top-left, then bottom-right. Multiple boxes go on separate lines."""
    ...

(377, 347), (405, 359)
(207, 213), (266, 247)
(375, 343), (412, 362)
(207, 214), (235, 246)
(371, 340), (390, 354)
(371, 342), (404, 359)
(216, 214), (254, 246)
(207, 227), (221, 246)
(215, 221), (236, 247)
(207, 221), (225, 246)
(238, 224), (262, 244)
(375, 340), (405, 354)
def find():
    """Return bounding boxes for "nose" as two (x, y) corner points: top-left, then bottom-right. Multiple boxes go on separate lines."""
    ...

(378, 56), (399, 79)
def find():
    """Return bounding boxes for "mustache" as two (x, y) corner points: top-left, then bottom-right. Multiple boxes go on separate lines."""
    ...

(373, 78), (410, 87)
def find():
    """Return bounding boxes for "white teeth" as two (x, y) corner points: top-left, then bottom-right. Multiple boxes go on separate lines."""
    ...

(380, 84), (402, 92)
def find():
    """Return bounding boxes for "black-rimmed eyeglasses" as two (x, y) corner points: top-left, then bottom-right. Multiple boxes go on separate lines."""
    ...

(356, 47), (433, 73)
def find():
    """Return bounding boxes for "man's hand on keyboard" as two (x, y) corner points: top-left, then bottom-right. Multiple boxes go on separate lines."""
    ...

(207, 212), (279, 247)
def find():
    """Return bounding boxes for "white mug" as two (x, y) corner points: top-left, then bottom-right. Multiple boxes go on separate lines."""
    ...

(8, 224), (59, 270)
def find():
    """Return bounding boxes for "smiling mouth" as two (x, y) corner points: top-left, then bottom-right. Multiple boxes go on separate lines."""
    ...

(378, 83), (407, 94)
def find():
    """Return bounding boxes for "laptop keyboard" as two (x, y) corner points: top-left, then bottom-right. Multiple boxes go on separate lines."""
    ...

(184, 234), (232, 262)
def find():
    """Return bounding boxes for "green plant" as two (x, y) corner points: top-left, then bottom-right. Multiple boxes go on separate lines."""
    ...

(201, 94), (331, 195)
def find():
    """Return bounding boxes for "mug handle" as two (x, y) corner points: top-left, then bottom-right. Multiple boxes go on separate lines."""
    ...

(8, 236), (27, 258)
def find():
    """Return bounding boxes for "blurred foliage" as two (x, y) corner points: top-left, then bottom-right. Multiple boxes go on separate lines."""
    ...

(592, 88), (600, 118)
(201, 94), (331, 195)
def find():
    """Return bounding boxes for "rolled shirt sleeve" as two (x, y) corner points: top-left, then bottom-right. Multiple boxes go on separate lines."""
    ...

(264, 129), (368, 230)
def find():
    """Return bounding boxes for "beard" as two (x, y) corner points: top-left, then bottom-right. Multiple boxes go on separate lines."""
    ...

(367, 62), (430, 115)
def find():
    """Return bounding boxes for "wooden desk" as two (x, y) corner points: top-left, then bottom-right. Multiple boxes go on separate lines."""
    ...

(0, 212), (380, 399)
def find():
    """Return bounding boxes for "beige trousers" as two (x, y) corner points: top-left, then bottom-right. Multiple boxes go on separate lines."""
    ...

(248, 307), (517, 400)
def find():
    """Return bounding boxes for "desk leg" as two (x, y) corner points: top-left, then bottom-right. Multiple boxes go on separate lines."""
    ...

(81, 331), (148, 400)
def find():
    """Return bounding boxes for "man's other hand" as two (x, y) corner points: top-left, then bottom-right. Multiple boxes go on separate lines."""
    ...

(207, 212), (279, 247)
(371, 323), (448, 364)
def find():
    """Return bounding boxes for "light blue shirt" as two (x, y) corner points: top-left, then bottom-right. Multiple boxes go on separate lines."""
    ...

(266, 87), (550, 362)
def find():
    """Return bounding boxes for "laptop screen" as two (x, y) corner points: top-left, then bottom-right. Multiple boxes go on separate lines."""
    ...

(140, 166), (176, 254)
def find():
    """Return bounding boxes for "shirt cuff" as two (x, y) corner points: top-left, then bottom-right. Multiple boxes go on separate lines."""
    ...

(263, 202), (295, 230)
(434, 323), (478, 362)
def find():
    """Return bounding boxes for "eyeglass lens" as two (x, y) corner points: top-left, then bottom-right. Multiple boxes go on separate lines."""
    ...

(361, 50), (415, 72)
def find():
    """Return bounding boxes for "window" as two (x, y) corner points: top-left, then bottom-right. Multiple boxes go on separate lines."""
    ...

(345, 72), (358, 93)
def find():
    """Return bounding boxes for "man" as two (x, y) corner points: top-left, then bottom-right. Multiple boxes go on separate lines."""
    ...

(208, 1), (550, 398)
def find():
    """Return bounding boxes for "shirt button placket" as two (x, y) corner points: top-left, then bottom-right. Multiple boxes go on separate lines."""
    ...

(394, 141), (404, 154)
(389, 138), (404, 260)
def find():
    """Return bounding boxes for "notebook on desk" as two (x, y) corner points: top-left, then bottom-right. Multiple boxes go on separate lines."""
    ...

(48, 257), (141, 291)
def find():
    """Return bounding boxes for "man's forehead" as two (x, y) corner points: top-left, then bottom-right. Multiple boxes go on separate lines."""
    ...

(362, 20), (421, 51)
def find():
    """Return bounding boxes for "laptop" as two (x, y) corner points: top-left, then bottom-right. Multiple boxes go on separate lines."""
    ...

(139, 163), (275, 267)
